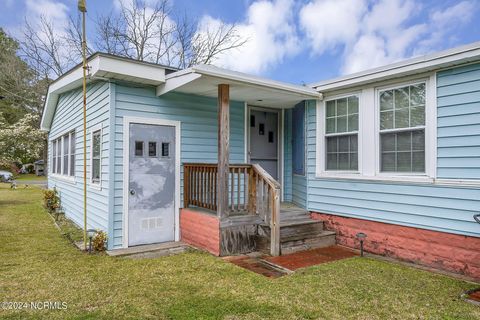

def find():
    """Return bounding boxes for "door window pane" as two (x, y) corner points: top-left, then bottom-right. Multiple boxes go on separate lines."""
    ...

(148, 142), (157, 157)
(161, 142), (170, 157)
(135, 141), (144, 156)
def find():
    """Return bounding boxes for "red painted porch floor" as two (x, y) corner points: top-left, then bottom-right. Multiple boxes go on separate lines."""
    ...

(224, 245), (358, 278)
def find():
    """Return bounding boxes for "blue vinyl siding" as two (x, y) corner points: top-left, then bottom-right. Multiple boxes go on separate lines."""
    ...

(292, 175), (307, 208)
(437, 62), (480, 179)
(306, 71), (480, 237)
(111, 84), (245, 248)
(47, 81), (111, 234)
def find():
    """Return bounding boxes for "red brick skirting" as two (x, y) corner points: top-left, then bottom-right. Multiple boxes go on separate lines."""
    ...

(311, 212), (480, 280)
(180, 209), (220, 256)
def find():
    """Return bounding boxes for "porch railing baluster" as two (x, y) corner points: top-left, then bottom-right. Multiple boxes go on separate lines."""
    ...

(183, 162), (281, 256)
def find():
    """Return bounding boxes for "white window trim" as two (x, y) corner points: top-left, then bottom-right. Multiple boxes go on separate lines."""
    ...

(90, 124), (103, 189)
(315, 74), (437, 183)
(50, 130), (76, 184)
(316, 91), (363, 177)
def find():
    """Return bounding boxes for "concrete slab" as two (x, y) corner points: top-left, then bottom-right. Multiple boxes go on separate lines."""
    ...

(107, 241), (189, 258)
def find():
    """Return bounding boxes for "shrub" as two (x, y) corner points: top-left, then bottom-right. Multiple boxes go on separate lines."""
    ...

(43, 188), (60, 218)
(93, 231), (107, 252)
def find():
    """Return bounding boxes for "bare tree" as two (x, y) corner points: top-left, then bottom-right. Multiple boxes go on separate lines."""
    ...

(19, 0), (247, 78)
(20, 16), (72, 78)
(175, 16), (246, 68)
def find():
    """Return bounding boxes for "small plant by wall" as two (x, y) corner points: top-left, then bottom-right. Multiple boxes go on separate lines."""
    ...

(92, 231), (107, 252)
(43, 188), (61, 220)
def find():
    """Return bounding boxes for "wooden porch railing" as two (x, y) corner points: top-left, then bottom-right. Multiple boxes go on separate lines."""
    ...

(183, 163), (281, 256)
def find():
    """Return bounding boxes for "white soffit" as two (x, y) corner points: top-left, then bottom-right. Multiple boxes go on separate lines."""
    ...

(311, 41), (480, 92)
(157, 64), (320, 108)
(41, 54), (167, 131)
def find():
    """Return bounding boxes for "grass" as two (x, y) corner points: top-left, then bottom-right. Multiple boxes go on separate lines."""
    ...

(13, 174), (46, 181)
(0, 184), (479, 319)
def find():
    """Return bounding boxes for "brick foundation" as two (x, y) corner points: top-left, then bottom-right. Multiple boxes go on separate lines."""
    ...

(311, 212), (480, 280)
(180, 209), (220, 256)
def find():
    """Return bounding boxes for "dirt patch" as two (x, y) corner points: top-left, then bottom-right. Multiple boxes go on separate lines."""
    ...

(467, 289), (480, 303)
(264, 245), (357, 271)
(224, 255), (286, 278)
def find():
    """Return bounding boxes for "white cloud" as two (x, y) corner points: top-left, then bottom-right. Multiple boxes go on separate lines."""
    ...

(299, 0), (368, 54)
(197, 0), (300, 74)
(415, 1), (477, 55)
(25, 0), (69, 31)
(300, 0), (478, 75)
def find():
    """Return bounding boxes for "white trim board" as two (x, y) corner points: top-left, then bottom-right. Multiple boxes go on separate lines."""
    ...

(311, 41), (480, 91)
(41, 53), (168, 132)
(122, 116), (181, 249)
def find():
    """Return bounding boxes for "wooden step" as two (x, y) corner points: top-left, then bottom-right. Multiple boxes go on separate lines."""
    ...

(256, 230), (336, 255)
(281, 231), (336, 255)
(259, 219), (324, 234)
(255, 217), (336, 255)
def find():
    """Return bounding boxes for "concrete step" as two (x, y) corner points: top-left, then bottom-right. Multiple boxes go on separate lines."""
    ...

(106, 241), (188, 259)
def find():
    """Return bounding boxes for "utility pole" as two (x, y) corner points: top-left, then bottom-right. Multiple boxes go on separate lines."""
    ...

(78, 0), (88, 250)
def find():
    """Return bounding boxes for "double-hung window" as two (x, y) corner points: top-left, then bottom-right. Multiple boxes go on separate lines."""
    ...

(51, 131), (75, 177)
(91, 129), (102, 184)
(325, 95), (359, 171)
(379, 83), (425, 173)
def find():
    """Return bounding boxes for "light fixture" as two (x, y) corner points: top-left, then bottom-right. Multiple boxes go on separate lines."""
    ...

(86, 229), (96, 253)
(356, 232), (367, 257)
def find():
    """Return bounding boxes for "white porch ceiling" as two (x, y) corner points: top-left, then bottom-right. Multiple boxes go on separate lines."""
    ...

(157, 65), (321, 109)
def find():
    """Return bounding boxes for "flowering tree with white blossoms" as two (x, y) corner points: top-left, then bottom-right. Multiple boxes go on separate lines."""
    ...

(0, 113), (46, 166)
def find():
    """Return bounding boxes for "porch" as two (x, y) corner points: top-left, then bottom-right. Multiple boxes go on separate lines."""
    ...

(155, 69), (322, 256)
(181, 163), (336, 256)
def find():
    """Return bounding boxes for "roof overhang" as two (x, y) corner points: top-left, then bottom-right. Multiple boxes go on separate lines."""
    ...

(156, 64), (320, 108)
(311, 41), (480, 93)
(40, 53), (168, 131)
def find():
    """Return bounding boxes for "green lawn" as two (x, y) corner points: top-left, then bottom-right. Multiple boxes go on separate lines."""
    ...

(0, 184), (479, 319)
(13, 174), (46, 181)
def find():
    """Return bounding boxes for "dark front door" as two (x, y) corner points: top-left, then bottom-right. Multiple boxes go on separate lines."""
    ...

(249, 109), (279, 180)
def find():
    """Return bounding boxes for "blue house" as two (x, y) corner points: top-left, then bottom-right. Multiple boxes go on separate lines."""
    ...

(41, 42), (480, 279)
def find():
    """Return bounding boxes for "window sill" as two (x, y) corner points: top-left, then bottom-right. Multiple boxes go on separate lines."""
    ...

(50, 174), (76, 184)
(314, 173), (434, 184)
(89, 183), (102, 191)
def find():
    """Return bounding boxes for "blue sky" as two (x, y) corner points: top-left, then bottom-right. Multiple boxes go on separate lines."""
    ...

(1, 0), (480, 85)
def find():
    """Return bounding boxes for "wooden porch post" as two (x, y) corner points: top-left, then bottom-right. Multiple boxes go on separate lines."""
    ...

(217, 84), (230, 218)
